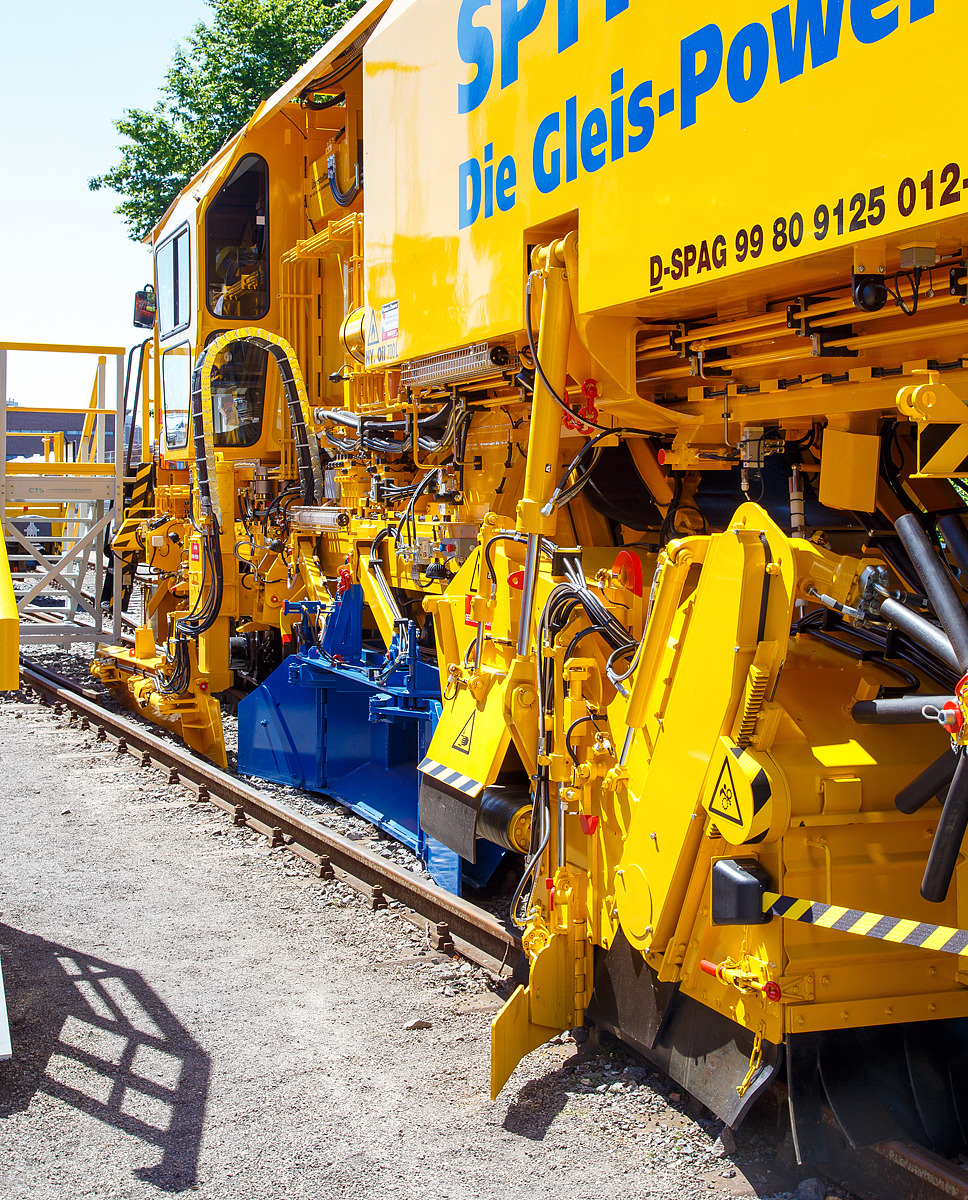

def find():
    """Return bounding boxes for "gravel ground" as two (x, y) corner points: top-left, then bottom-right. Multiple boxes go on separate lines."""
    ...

(0, 662), (855, 1199)
(24, 646), (435, 884)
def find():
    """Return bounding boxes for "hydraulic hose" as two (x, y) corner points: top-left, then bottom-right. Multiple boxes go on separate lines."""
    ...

(921, 747), (968, 902)
(938, 513), (968, 580)
(895, 513), (968, 673)
(327, 154), (361, 207)
(896, 749), (958, 814)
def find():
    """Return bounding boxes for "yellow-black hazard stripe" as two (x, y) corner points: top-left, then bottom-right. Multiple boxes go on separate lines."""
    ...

(129, 463), (154, 516)
(763, 891), (968, 958)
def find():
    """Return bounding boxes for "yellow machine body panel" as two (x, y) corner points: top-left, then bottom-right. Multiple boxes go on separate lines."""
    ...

(88, 0), (968, 1166)
(364, 0), (965, 360)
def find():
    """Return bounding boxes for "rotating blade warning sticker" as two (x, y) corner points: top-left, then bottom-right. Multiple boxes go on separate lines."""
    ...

(452, 710), (475, 755)
(708, 756), (744, 826)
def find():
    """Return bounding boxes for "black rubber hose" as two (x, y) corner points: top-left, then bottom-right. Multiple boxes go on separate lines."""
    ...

(878, 596), (961, 674)
(938, 513), (968, 581)
(327, 154), (361, 207)
(896, 512), (968, 672)
(564, 714), (602, 766)
(853, 695), (954, 724)
(921, 748), (968, 901)
(896, 749), (958, 814)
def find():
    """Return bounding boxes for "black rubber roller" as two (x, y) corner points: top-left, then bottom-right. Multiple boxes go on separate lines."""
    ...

(853, 695), (954, 725)
(896, 749), (959, 814)
(922, 747), (968, 903)
(896, 513), (968, 673)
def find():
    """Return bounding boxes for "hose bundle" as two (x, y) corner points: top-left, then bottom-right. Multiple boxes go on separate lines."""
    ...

(510, 550), (639, 926)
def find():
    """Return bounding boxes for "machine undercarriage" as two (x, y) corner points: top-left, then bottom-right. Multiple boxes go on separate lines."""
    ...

(85, 0), (968, 1165)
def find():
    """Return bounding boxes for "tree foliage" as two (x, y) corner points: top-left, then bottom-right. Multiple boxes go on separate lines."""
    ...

(90, 0), (363, 240)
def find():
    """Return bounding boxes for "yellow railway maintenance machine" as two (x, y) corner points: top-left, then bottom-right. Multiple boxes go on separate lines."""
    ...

(98, 0), (968, 1162)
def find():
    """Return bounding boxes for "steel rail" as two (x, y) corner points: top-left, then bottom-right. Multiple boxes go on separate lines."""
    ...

(17, 660), (520, 973)
(17, 661), (968, 1200)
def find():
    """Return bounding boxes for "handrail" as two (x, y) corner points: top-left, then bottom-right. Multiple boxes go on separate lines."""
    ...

(0, 538), (18, 689)
(0, 340), (124, 647)
(4, 463), (116, 475)
(4, 405), (117, 416)
(0, 341), (126, 356)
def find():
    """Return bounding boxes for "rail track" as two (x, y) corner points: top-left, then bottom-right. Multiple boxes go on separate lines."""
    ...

(17, 658), (519, 973)
(15, 656), (968, 1200)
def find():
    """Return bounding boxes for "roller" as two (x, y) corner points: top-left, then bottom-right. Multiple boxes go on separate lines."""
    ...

(895, 513), (968, 673)
(853, 695), (955, 725)
(895, 749), (959, 814)
(477, 786), (533, 854)
(921, 747), (968, 902)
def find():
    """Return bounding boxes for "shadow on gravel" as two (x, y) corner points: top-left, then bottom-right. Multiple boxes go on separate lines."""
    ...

(0, 924), (209, 1192)
(502, 1064), (571, 1139)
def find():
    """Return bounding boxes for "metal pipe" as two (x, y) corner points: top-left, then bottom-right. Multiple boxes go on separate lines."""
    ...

(921, 747), (968, 902)
(896, 512), (968, 672)
(852, 695), (954, 724)
(558, 784), (566, 871)
(517, 241), (573, 536)
(877, 596), (961, 674)
(896, 749), (958, 814)
(790, 466), (806, 538)
(515, 532), (541, 657)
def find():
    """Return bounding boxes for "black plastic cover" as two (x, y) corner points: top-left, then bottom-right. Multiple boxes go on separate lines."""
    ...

(711, 858), (772, 926)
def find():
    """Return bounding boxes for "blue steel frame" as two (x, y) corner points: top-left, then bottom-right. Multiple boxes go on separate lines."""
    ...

(237, 584), (506, 893)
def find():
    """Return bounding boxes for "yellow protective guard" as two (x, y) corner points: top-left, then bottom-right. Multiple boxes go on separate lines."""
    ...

(490, 984), (563, 1101)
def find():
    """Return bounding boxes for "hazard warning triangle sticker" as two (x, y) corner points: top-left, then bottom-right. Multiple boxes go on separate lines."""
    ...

(452, 710), (475, 754)
(366, 308), (380, 346)
(708, 755), (744, 825)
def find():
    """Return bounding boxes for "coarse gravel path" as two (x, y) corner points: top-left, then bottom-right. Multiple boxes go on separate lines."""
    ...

(0, 691), (847, 1200)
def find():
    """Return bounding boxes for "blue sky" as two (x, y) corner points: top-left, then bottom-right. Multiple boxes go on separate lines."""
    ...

(1, 0), (211, 408)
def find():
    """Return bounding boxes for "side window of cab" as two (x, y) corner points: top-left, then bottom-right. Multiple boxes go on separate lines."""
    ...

(205, 155), (269, 321)
(155, 226), (190, 339)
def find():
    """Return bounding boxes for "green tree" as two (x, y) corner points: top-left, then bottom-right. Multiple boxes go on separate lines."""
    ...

(90, 0), (363, 241)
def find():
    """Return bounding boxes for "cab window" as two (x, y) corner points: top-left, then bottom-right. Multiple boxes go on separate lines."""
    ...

(162, 343), (192, 450)
(208, 338), (268, 448)
(206, 155), (268, 320)
(156, 226), (191, 338)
